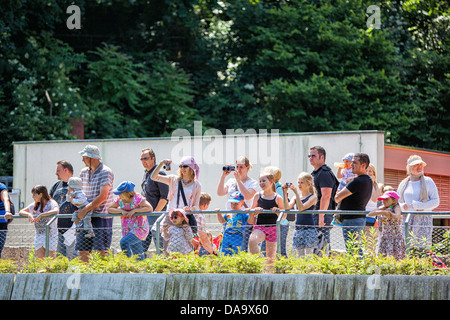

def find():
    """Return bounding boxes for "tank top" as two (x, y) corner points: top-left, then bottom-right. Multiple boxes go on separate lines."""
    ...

(295, 194), (315, 227)
(256, 192), (279, 226)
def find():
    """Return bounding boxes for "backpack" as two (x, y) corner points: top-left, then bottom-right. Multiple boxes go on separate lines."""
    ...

(314, 165), (340, 210)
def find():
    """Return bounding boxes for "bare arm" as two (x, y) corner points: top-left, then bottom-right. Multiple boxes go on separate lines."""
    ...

(150, 160), (171, 185)
(78, 184), (110, 219)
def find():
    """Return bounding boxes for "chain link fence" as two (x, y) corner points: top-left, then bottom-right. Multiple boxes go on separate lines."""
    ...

(1, 211), (449, 264)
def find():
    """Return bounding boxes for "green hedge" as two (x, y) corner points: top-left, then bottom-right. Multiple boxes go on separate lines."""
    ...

(0, 250), (448, 276)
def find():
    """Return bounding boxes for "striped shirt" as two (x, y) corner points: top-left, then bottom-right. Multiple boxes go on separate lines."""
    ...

(79, 162), (114, 216)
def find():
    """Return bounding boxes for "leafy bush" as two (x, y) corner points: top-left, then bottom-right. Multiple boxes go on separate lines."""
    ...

(3, 248), (448, 276)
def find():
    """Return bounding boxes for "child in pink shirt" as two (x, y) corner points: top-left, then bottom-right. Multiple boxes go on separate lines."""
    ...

(108, 181), (153, 260)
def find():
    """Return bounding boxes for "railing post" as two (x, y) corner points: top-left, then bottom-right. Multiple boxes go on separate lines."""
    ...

(45, 216), (57, 257)
(276, 210), (284, 254)
(404, 213), (411, 254)
(155, 213), (165, 255)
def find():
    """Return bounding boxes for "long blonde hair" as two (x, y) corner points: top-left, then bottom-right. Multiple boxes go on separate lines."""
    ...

(298, 172), (316, 196)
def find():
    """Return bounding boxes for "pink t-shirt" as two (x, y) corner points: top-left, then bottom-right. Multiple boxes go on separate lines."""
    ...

(115, 193), (149, 240)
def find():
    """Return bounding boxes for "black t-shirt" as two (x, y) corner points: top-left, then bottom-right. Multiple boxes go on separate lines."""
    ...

(49, 180), (77, 233)
(339, 174), (372, 220)
(141, 166), (169, 211)
(311, 165), (339, 211)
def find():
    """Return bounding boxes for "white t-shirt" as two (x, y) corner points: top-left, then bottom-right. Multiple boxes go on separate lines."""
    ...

(224, 177), (259, 210)
(168, 181), (196, 210)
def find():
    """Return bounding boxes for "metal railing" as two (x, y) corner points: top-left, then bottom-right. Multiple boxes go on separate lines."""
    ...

(1, 210), (449, 259)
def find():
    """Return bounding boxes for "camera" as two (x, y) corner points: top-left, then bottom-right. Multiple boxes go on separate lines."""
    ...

(285, 182), (292, 187)
(222, 165), (235, 172)
(163, 164), (171, 171)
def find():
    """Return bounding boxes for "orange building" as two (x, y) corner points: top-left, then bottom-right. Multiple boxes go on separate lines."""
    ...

(384, 144), (450, 226)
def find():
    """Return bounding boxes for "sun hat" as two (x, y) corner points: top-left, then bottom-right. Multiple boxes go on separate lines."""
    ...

(407, 155), (427, 167)
(113, 181), (135, 195)
(228, 191), (244, 203)
(377, 190), (400, 201)
(79, 145), (102, 160)
(68, 177), (83, 190)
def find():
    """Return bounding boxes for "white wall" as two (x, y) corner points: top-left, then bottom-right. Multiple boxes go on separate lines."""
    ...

(13, 130), (384, 210)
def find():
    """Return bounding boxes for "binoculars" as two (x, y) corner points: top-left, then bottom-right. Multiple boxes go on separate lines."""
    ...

(222, 165), (235, 172)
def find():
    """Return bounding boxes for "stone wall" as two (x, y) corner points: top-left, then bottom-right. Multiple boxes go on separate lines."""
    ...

(1, 274), (449, 300)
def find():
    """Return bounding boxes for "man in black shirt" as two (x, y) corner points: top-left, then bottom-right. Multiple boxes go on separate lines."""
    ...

(50, 160), (78, 260)
(140, 148), (169, 254)
(309, 146), (339, 254)
(335, 153), (372, 254)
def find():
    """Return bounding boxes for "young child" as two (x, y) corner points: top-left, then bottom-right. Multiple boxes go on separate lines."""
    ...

(336, 153), (356, 191)
(18, 185), (59, 259)
(196, 230), (218, 256)
(216, 191), (251, 256)
(283, 172), (319, 257)
(108, 181), (152, 261)
(248, 173), (284, 264)
(67, 177), (95, 238)
(162, 208), (194, 255)
(368, 190), (406, 260)
(192, 192), (216, 255)
(332, 153), (356, 226)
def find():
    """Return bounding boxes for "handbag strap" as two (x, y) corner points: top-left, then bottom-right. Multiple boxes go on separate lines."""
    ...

(177, 179), (188, 208)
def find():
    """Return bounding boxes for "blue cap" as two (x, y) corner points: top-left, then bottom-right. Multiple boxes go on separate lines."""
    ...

(113, 181), (135, 195)
(228, 191), (244, 203)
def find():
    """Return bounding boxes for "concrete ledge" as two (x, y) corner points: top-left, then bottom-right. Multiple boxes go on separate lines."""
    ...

(11, 273), (166, 300)
(0, 274), (15, 300)
(5, 273), (450, 300)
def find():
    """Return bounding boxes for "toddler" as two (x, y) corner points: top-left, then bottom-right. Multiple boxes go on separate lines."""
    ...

(67, 177), (94, 238)
(333, 153), (356, 226)
(368, 190), (406, 260)
(162, 208), (194, 255)
(108, 181), (152, 261)
(216, 191), (251, 256)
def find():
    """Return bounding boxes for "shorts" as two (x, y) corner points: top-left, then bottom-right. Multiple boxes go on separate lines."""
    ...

(253, 225), (277, 242)
(34, 230), (58, 251)
(76, 217), (113, 252)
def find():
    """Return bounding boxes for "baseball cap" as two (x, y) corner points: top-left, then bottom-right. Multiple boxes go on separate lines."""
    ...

(228, 191), (244, 203)
(113, 181), (135, 195)
(377, 190), (400, 201)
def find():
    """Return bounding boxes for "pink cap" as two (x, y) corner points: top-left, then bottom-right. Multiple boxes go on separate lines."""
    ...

(377, 190), (400, 201)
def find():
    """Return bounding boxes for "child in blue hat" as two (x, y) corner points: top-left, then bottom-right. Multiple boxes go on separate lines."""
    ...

(108, 181), (153, 260)
(216, 191), (252, 256)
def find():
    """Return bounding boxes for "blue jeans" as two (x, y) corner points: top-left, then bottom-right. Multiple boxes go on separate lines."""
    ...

(120, 233), (145, 261)
(342, 217), (366, 255)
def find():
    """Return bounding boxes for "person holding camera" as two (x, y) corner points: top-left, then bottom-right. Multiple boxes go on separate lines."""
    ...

(217, 156), (259, 252)
(217, 156), (259, 210)
(0, 183), (14, 258)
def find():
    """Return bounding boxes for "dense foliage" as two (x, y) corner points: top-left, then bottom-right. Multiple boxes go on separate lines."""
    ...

(1, 0), (449, 175)
(0, 250), (447, 275)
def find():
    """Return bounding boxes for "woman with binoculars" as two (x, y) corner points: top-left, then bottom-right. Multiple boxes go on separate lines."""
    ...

(217, 156), (259, 210)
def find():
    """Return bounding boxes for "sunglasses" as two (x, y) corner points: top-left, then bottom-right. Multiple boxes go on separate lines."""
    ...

(140, 157), (150, 161)
(179, 165), (189, 169)
(169, 214), (182, 220)
(307, 154), (316, 158)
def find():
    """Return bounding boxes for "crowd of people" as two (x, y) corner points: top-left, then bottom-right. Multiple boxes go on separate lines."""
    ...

(0, 144), (441, 263)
